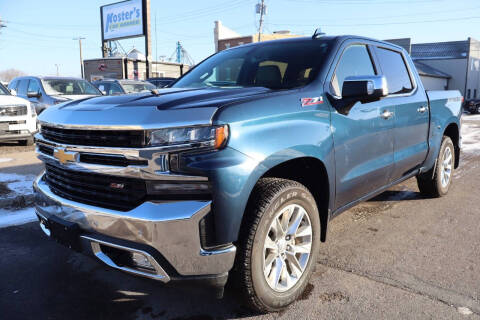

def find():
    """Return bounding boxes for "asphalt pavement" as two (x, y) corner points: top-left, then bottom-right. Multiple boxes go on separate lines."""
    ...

(0, 116), (479, 320)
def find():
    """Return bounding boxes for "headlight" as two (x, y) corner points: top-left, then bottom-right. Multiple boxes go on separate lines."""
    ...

(149, 125), (228, 149)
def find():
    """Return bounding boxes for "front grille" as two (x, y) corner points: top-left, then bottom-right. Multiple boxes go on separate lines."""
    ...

(0, 105), (27, 117)
(41, 125), (147, 148)
(44, 164), (147, 211)
(37, 144), (54, 156)
(1, 120), (26, 125)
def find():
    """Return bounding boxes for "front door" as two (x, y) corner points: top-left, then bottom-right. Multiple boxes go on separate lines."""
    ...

(329, 43), (395, 209)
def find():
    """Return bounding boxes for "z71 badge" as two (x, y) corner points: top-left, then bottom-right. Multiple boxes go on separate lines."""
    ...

(301, 96), (324, 107)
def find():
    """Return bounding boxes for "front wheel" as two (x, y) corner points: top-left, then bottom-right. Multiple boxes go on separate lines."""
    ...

(234, 178), (320, 312)
(417, 136), (455, 197)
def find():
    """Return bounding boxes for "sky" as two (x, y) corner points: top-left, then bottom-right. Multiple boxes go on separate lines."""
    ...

(1, 0), (480, 78)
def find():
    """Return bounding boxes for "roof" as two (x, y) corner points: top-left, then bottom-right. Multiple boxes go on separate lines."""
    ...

(411, 40), (468, 60)
(414, 61), (450, 79)
(225, 35), (405, 52)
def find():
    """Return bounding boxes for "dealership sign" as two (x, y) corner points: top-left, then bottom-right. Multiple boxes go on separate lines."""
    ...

(101, 0), (144, 41)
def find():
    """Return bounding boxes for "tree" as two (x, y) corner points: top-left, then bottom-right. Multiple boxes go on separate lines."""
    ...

(0, 69), (26, 82)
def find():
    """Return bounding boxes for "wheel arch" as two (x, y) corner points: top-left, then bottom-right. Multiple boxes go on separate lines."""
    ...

(444, 122), (460, 168)
(243, 157), (331, 242)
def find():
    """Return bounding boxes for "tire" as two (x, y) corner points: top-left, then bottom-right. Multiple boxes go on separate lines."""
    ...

(20, 137), (34, 146)
(234, 178), (320, 312)
(476, 105), (480, 114)
(417, 136), (455, 197)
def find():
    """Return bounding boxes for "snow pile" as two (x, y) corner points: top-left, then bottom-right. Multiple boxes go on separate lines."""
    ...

(0, 207), (37, 228)
(461, 115), (480, 154)
(0, 173), (36, 197)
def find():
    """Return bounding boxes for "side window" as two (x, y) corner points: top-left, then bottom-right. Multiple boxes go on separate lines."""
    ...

(17, 79), (29, 96)
(27, 79), (40, 93)
(375, 47), (413, 95)
(331, 45), (375, 97)
(8, 80), (18, 91)
(110, 83), (123, 94)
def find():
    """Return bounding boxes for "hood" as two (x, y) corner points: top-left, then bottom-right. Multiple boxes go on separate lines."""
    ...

(39, 87), (272, 129)
(0, 95), (31, 106)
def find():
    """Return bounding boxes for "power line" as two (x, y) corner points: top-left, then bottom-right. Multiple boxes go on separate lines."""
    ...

(268, 15), (480, 28)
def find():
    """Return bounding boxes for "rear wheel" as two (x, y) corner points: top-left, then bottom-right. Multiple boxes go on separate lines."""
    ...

(417, 136), (454, 197)
(234, 178), (320, 312)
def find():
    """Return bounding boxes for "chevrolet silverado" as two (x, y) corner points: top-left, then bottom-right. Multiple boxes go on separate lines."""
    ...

(33, 34), (462, 312)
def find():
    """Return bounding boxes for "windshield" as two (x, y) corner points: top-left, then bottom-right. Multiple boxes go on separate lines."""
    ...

(0, 83), (10, 95)
(173, 39), (332, 90)
(42, 79), (101, 96)
(120, 81), (156, 93)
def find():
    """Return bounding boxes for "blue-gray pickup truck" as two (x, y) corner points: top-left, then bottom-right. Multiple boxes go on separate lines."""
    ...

(33, 34), (462, 312)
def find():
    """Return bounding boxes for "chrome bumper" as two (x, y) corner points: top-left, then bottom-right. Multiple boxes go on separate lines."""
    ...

(33, 173), (236, 281)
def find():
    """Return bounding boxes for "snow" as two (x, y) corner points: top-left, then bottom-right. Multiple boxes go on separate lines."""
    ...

(0, 207), (37, 228)
(0, 173), (36, 197)
(457, 307), (473, 315)
(461, 120), (480, 154)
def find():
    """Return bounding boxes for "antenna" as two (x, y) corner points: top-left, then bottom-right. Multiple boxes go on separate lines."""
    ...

(312, 28), (326, 39)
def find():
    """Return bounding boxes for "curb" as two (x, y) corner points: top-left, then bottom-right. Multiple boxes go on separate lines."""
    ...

(0, 193), (35, 210)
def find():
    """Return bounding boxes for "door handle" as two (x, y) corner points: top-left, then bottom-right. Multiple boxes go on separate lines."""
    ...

(417, 106), (428, 113)
(381, 110), (393, 119)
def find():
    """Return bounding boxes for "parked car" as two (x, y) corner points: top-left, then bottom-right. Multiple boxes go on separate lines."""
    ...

(147, 77), (176, 88)
(0, 82), (37, 145)
(8, 76), (101, 114)
(34, 35), (462, 312)
(464, 99), (480, 114)
(92, 79), (156, 95)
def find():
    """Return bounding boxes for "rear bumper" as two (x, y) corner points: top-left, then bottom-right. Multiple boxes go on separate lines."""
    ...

(33, 173), (236, 282)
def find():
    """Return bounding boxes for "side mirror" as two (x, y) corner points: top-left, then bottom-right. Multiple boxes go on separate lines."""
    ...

(10, 89), (17, 96)
(27, 91), (41, 98)
(342, 75), (388, 103)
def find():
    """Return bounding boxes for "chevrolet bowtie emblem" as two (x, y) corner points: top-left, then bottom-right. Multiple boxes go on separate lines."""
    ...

(53, 148), (77, 164)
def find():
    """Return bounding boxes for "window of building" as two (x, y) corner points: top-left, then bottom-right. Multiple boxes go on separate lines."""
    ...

(467, 89), (471, 99)
(375, 47), (413, 95)
(224, 43), (231, 49)
(331, 44), (376, 97)
(474, 89), (477, 99)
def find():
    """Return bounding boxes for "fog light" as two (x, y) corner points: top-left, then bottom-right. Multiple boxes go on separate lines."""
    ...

(131, 252), (155, 271)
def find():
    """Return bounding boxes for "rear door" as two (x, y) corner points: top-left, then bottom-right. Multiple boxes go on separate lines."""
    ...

(329, 43), (395, 209)
(373, 46), (429, 181)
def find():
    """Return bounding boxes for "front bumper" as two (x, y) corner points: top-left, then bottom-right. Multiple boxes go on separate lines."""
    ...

(33, 173), (236, 282)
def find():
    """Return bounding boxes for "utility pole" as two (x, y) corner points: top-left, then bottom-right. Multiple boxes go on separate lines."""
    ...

(73, 37), (86, 79)
(55, 64), (59, 76)
(257, 0), (266, 42)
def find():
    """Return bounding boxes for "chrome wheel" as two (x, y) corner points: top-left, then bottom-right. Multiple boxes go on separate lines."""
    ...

(441, 145), (453, 188)
(262, 204), (312, 292)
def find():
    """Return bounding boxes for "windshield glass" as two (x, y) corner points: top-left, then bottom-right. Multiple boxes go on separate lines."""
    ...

(42, 79), (101, 95)
(173, 39), (332, 90)
(120, 81), (156, 93)
(0, 83), (10, 95)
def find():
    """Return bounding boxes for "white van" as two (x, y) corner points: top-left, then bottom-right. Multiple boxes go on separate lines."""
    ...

(0, 82), (37, 145)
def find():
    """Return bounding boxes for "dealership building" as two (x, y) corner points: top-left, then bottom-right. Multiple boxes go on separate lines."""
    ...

(84, 49), (189, 81)
(388, 37), (480, 99)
